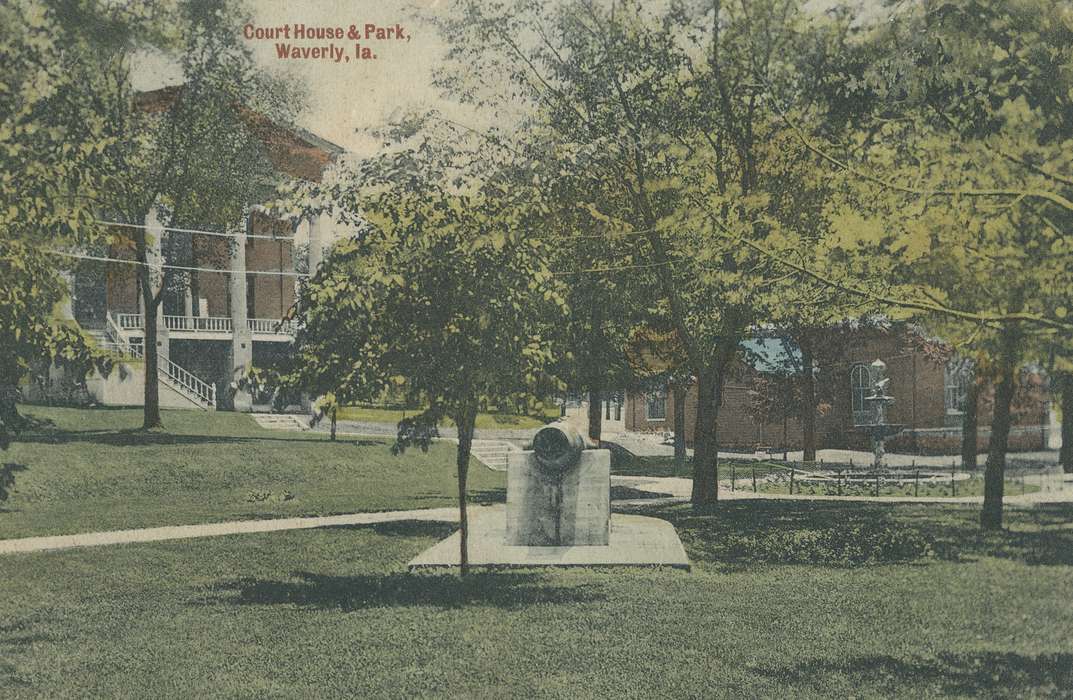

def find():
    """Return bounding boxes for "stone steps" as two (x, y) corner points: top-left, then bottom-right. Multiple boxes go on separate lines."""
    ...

(468, 440), (517, 471)
(252, 413), (310, 431)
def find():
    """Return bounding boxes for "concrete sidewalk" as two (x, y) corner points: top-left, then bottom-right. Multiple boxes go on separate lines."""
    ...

(0, 507), (480, 556)
(5, 473), (1069, 557)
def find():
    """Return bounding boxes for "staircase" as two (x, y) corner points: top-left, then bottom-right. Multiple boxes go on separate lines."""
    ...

(252, 413), (310, 431)
(468, 440), (518, 472)
(160, 355), (216, 410)
(102, 312), (216, 410)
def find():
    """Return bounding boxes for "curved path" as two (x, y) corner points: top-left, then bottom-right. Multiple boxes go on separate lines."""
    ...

(0, 507), (484, 556)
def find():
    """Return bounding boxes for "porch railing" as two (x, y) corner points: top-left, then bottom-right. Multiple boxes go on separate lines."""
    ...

(115, 313), (293, 336)
(163, 315), (232, 333)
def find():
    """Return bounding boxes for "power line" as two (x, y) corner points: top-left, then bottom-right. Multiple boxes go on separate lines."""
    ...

(45, 249), (309, 278)
(96, 219), (296, 242)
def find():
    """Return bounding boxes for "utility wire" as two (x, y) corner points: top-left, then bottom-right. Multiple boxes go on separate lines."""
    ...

(44, 249), (309, 278)
(96, 219), (296, 242)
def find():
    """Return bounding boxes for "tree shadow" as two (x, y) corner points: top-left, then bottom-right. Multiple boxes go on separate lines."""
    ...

(610, 485), (673, 500)
(639, 500), (1073, 568)
(407, 488), (506, 506)
(754, 651), (1073, 697)
(319, 520), (458, 539)
(11, 429), (382, 448)
(197, 570), (606, 611)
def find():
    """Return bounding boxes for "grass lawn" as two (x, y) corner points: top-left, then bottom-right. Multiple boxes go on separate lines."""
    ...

(336, 405), (560, 430)
(2, 501), (1071, 697)
(0, 405), (505, 540)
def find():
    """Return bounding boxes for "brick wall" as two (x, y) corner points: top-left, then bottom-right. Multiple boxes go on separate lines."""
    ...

(625, 326), (1050, 454)
(102, 220), (295, 320)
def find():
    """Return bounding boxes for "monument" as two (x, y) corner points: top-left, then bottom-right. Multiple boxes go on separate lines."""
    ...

(408, 424), (690, 571)
(507, 425), (610, 546)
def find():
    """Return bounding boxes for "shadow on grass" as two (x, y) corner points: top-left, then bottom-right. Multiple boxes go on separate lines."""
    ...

(755, 651), (1073, 696)
(610, 485), (673, 500)
(641, 499), (1073, 568)
(409, 488), (506, 506)
(201, 570), (606, 611)
(319, 520), (458, 539)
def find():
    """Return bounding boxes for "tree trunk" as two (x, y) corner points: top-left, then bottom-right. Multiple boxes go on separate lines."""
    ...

(330, 406), (337, 441)
(136, 230), (163, 430)
(673, 383), (688, 474)
(454, 402), (477, 577)
(587, 388), (602, 444)
(981, 325), (1020, 530)
(691, 366), (727, 507)
(961, 377), (979, 470)
(1060, 373), (1073, 475)
(800, 339), (816, 463)
(0, 383), (23, 448)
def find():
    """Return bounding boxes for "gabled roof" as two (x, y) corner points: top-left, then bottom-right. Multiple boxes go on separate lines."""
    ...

(135, 86), (344, 182)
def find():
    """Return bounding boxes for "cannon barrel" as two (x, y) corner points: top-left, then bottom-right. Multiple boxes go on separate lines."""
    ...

(532, 425), (586, 473)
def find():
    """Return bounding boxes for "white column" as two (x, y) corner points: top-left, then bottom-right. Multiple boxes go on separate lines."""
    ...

(293, 217), (308, 300)
(307, 212), (329, 276)
(58, 270), (75, 321)
(229, 210), (253, 411)
(146, 207), (169, 361)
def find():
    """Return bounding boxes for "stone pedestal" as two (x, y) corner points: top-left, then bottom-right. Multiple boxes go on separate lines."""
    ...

(506, 449), (610, 546)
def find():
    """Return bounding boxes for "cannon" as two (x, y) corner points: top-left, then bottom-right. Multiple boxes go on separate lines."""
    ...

(532, 425), (586, 474)
(506, 424), (609, 546)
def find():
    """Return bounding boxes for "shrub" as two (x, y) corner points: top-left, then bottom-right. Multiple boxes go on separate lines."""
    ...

(725, 525), (935, 565)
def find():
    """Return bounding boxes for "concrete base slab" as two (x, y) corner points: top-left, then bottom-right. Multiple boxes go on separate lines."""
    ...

(408, 507), (690, 571)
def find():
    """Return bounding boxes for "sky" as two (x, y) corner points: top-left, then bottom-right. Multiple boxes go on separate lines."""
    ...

(133, 0), (479, 157)
(133, 0), (891, 158)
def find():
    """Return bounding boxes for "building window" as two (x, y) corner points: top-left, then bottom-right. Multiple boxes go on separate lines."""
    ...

(850, 363), (870, 426)
(645, 392), (667, 421)
(945, 360), (972, 415)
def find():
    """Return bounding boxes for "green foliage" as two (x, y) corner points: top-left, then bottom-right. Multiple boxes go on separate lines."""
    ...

(284, 115), (568, 437)
(0, 1), (120, 437)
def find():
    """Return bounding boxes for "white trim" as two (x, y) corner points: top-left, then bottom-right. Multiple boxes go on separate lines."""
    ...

(850, 363), (870, 426)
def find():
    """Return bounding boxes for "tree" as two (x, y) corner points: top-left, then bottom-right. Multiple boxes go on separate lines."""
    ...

(67, 0), (298, 428)
(1058, 372), (1073, 474)
(285, 116), (566, 575)
(440, 0), (852, 506)
(0, 0), (119, 436)
(808, 0), (1073, 528)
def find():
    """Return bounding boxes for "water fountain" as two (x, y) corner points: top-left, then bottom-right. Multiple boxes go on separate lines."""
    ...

(859, 359), (904, 470)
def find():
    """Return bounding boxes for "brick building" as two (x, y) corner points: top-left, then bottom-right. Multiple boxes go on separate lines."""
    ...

(624, 325), (1052, 455)
(29, 88), (346, 412)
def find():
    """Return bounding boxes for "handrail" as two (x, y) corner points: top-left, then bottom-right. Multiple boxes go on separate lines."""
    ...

(160, 355), (216, 408)
(105, 311), (142, 359)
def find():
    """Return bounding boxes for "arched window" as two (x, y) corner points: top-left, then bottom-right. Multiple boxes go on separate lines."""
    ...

(645, 391), (667, 421)
(944, 360), (972, 415)
(850, 364), (870, 426)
